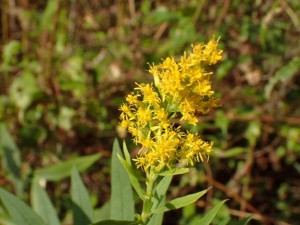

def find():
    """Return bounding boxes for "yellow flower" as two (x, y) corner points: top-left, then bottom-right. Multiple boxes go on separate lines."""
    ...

(136, 107), (152, 126)
(120, 38), (222, 171)
(179, 99), (197, 125)
(120, 119), (130, 128)
(203, 38), (223, 65)
(128, 126), (139, 138)
(140, 137), (153, 149)
(149, 38), (222, 124)
(120, 104), (131, 114)
(126, 93), (140, 105)
(136, 83), (160, 107)
(178, 132), (212, 166)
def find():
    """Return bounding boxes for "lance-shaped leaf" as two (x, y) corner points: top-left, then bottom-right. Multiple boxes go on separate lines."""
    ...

(94, 202), (110, 221)
(35, 153), (101, 181)
(152, 189), (208, 214)
(31, 179), (60, 225)
(227, 217), (252, 225)
(110, 139), (135, 220)
(0, 188), (48, 225)
(0, 123), (23, 196)
(265, 57), (300, 99)
(148, 176), (173, 225)
(71, 167), (93, 225)
(117, 155), (145, 200)
(158, 168), (189, 176)
(198, 200), (227, 225)
(122, 141), (132, 164)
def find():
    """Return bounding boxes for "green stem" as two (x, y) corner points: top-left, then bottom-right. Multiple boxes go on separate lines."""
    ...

(140, 169), (157, 224)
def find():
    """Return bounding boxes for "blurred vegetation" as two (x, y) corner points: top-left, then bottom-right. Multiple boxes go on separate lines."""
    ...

(0, 0), (300, 224)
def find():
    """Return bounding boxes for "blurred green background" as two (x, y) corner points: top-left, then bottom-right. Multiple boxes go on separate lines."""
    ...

(1, 0), (300, 224)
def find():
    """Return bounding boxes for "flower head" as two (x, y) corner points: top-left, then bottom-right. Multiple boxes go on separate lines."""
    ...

(120, 38), (222, 171)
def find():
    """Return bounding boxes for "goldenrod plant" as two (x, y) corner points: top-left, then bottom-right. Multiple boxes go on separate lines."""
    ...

(0, 39), (251, 225)
(120, 39), (222, 170)
(117, 38), (226, 225)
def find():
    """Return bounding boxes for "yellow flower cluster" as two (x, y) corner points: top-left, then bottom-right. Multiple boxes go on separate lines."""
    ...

(150, 38), (222, 125)
(120, 38), (222, 172)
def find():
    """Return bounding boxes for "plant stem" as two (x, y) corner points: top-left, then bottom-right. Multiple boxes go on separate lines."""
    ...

(140, 169), (157, 224)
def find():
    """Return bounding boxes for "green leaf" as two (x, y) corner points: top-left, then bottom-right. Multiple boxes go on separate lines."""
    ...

(158, 168), (189, 176)
(0, 188), (48, 225)
(0, 215), (15, 225)
(148, 176), (173, 225)
(2, 40), (21, 65)
(216, 60), (234, 81)
(197, 200), (228, 225)
(71, 167), (93, 225)
(215, 110), (229, 135)
(227, 217), (252, 225)
(0, 123), (23, 196)
(57, 106), (75, 131)
(94, 202), (110, 221)
(117, 154), (145, 200)
(220, 147), (247, 158)
(9, 71), (38, 110)
(122, 141), (132, 165)
(244, 121), (261, 146)
(152, 189), (208, 213)
(145, 6), (178, 25)
(35, 153), (101, 181)
(155, 176), (173, 198)
(205, 198), (231, 225)
(110, 139), (135, 220)
(148, 196), (166, 225)
(90, 220), (139, 225)
(39, 0), (58, 32)
(265, 57), (300, 99)
(31, 179), (60, 225)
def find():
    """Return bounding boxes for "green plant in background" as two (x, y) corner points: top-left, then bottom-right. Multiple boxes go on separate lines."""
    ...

(0, 39), (251, 225)
(0, 123), (101, 225)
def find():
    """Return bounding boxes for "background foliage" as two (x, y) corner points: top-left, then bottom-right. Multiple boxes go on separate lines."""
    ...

(0, 0), (300, 224)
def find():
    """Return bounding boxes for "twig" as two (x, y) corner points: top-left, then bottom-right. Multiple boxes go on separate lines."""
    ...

(1, 0), (8, 43)
(228, 208), (292, 225)
(200, 113), (300, 126)
(210, 0), (231, 35)
(205, 175), (277, 224)
(154, 22), (169, 40)
(128, 0), (136, 26)
(203, 162), (213, 208)
(68, 0), (77, 40)
(192, 0), (207, 25)
(279, 0), (300, 30)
